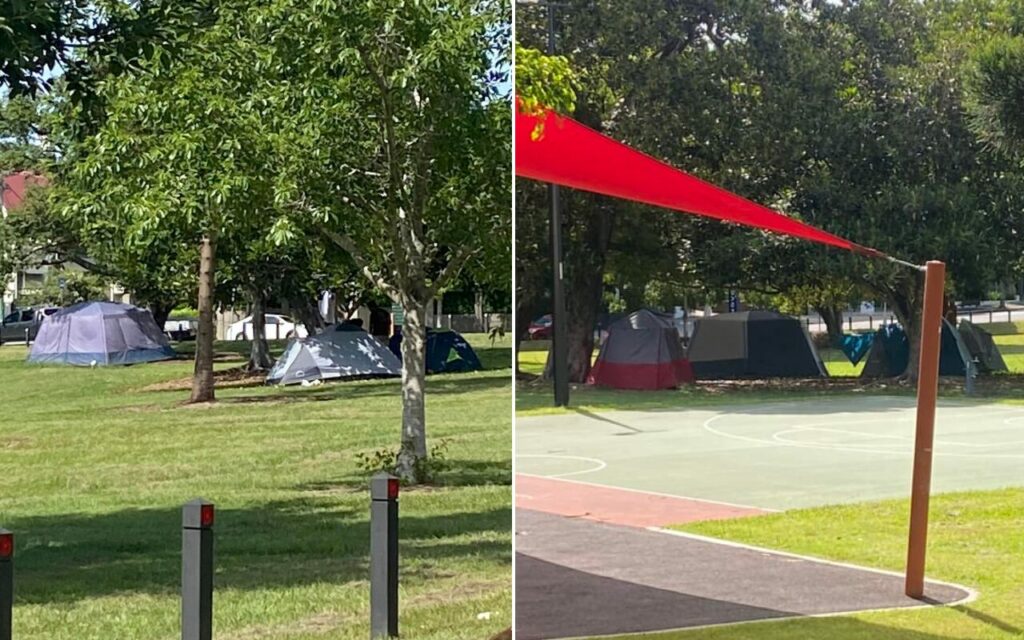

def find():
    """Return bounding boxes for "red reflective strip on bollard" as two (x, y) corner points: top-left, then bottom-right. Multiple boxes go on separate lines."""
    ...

(0, 534), (12, 559)
(201, 504), (215, 527)
(387, 478), (400, 500)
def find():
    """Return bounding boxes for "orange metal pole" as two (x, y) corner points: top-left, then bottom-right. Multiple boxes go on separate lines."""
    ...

(905, 260), (945, 598)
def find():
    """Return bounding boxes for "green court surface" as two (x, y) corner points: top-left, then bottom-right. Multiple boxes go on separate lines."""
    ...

(516, 396), (1024, 511)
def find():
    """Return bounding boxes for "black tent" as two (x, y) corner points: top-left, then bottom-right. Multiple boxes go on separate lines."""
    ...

(687, 310), (826, 379)
(860, 319), (972, 378)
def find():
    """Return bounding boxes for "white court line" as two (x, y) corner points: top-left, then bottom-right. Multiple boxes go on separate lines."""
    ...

(541, 528), (979, 640)
(516, 472), (781, 513)
(703, 413), (1024, 459)
(516, 454), (608, 478)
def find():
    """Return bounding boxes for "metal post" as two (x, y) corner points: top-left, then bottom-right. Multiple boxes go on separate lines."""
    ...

(0, 529), (12, 640)
(869, 315), (873, 330)
(848, 316), (853, 331)
(905, 260), (945, 598)
(546, 2), (569, 408)
(370, 473), (399, 639)
(23, 328), (28, 347)
(182, 499), (214, 640)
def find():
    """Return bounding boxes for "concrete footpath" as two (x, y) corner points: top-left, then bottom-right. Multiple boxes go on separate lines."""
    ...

(516, 509), (972, 640)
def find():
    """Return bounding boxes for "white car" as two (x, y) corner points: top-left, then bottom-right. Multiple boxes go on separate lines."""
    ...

(226, 314), (308, 341)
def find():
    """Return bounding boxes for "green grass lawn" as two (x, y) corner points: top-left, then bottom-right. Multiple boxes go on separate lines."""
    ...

(603, 487), (1024, 640)
(0, 334), (511, 639)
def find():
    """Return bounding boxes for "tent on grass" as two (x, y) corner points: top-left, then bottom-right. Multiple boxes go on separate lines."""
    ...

(588, 309), (694, 390)
(687, 310), (826, 379)
(957, 321), (1007, 374)
(267, 328), (401, 385)
(388, 328), (483, 373)
(27, 301), (176, 366)
(860, 319), (973, 377)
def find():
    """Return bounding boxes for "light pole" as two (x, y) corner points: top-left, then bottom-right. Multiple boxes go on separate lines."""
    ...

(519, 0), (570, 407)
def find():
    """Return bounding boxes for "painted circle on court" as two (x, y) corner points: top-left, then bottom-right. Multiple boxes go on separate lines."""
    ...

(516, 454), (607, 478)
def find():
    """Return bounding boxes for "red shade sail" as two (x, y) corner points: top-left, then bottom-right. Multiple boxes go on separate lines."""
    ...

(516, 105), (882, 257)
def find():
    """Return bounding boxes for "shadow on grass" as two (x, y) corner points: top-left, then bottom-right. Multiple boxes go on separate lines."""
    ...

(296, 459), (512, 493)
(6, 496), (509, 605)
(210, 374), (511, 405)
(517, 375), (1024, 415)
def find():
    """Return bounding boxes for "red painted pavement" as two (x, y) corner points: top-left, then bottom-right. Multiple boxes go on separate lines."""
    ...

(516, 474), (771, 528)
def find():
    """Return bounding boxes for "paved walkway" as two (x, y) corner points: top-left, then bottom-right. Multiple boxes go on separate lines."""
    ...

(516, 510), (972, 640)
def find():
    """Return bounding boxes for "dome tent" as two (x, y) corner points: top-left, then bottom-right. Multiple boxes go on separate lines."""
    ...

(687, 310), (826, 379)
(27, 301), (176, 366)
(267, 328), (401, 385)
(388, 328), (483, 374)
(588, 309), (694, 390)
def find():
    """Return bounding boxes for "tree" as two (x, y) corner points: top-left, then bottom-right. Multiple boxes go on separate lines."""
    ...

(268, 0), (511, 480)
(517, 0), (1024, 380)
(56, 1), (289, 402)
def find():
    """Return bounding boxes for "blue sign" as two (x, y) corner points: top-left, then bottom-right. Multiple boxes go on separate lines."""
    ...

(728, 291), (739, 313)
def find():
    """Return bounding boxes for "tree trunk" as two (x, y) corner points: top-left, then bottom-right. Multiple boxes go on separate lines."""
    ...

(149, 301), (174, 334)
(552, 194), (615, 383)
(474, 290), (485, 332)
(290, 296), (326, 336)
(816, 305), (845, 348)
(246, 289), (272, 372)
(190, 236), (217, 403)
(883, 276), (924, 381)
(396, 299), (428, 483)
(514, 290), (545, 375)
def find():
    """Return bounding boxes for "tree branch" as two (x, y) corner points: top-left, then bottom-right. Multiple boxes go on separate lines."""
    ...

(427, 244), (478, 300)
(321, 227), (400, 302)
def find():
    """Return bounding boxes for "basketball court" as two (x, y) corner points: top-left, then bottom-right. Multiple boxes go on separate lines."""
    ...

(515, 395), (1018, 638)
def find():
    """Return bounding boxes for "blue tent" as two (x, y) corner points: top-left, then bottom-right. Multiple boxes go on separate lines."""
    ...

(860, 320), (969, 377)
(27, 301), (176, 366)
(388, 328), (483, 373)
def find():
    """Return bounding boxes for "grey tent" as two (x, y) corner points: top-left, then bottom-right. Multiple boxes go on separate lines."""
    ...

(27, 301), (176, 366)
(588, 309), (694, 389)
(267, 328), (401, 385)
(958, 320), (1007, 374)
(687, 310), (826, 379)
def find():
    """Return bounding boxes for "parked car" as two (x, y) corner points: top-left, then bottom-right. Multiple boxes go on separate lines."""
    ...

(164, 317), (198, 341)
(528, 314), (553, 340)
(225, 314), (308, 341)
(0, 307), (60, 344)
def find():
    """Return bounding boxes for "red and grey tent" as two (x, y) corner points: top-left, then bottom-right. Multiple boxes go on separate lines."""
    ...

(588, 309), (694, 390)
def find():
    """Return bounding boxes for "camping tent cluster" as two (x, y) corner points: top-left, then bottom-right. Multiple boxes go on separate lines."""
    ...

(269, 324), (482, 386)
(587, 308), (1007, 391)
(24, 302), (486, 385)
(860, 319), (1007, 378)
(589, 309), (824, 390)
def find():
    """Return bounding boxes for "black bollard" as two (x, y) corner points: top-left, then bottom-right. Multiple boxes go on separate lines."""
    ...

(370, 473), (399, 639)
(0, 529), (12, 640)
(182, 499), (214, 640)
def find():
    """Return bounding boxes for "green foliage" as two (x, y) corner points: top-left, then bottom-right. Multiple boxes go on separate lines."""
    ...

(969, 34), (1024, 160)
(16, 270), (109, 307)
(517, 0), (1024, 380)
(355, 438), (453, 484)
(515, 44), (577, 125)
